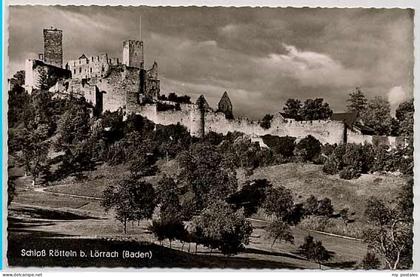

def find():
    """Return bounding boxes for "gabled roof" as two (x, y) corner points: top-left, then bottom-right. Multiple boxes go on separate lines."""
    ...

(218, 91), (232, 105)
(196, 95), (210, 110)
(331, 112), (359, 127)
(79, 54), (88, 60)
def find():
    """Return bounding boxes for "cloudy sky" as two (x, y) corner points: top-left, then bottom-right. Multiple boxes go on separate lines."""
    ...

(9, 6), (414, 118)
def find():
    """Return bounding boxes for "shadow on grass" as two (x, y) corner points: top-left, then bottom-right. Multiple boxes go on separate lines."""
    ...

(8, 234), (303, 268)
(243, 248), (307, 261)
(8, 214), (303, 269)
(324, 260), (358, 269)
(9, 206), (100, 220)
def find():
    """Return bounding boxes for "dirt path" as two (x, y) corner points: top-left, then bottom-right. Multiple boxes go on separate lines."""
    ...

(34, 186), (103, 201)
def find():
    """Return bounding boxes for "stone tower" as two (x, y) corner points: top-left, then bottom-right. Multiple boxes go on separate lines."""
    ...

(196, 95), (210, 138)
(123, 40), (144, 69)
(217, 91), (233, 119)
(43, 27), (63, 68)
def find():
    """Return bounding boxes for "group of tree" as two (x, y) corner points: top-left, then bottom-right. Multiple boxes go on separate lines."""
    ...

(158, 92), (191, 104)
(322, 141), (412, 179)
(347, 88), (413, 137)
(282, 98), (333, 121)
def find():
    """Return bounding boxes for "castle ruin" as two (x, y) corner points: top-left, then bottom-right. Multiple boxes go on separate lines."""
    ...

(23, 27), (400, 148)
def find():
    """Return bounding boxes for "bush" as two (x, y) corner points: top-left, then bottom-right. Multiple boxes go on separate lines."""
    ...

(360, 252), (381, 269)
(298, 235), (332, 268)
(321, 143), (336, 156)
(323, 143), (375, 179)
(322, 157), (340, 174)
(262, 135), (296, 158)
(316, 197), (334, 217)
(303, 195), (334, 217)
(294, 135), (321, 162)
(260, 114), (274, 129)
(312, 154), (326, 165)
(339, 166), (361, 180)
(227, 179), (272, 217)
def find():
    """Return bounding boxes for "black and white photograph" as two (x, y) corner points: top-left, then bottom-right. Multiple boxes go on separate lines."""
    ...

(6, 5), (414, 269)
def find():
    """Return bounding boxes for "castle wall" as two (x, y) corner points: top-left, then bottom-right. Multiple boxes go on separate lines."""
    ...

(129, 103), (204, 137)
(347, 129), (398, 148)
(95, 66), (140, 112)
(205, 112), (346, 145)
(24, 59), (71, 93)
(131, 104), (347, 144)
(67, 54), (120, 80)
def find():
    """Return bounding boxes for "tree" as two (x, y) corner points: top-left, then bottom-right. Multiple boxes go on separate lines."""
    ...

(102, 178), (156, 234)
(260, 114), (274, 129)
(266, 219), (294, 248)
(129, 154), (157, 178)
(227, 179), (272, 217)
(396, 99), (414, 137)
(56, 97), (92, 148)
(303, 195), (334, 217)
(261, 135), (296, 158)
(177, 143), (238, 211)
(360, 252), (381, 269)
(395, 99), (414, 176)
(346, 87), (367, 113)
(283, 99), (302, 120)
(362, 96), (392, 135)
(316, 198), (334, 217)
(304, 195), (319, 216)
(193, 200), (253, 256)
(156, 175), (183, 222)
(294, 135), (321, 162)
(8, 177), (17, 205)
(299, 235), (332, 269)
(262, 186), (294, 222)
(149, 219), (187, 249)
(100, 110), (125, 144)
(300, 98), (332, 121)
(19, 127), (50, 185)
(363, 196), (413, 269)
(8, 84), (30, 128)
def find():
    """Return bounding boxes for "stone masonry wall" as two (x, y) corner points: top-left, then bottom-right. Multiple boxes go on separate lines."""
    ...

(95, 65), (140, 112)
(130, 103), (399, 147)
(24, 59), (71, 93)
(43, 28), (63, 68)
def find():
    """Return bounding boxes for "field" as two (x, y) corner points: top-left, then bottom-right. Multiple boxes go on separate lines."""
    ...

(8, 161), (405, 269)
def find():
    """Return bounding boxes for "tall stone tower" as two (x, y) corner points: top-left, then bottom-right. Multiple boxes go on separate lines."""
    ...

(43, 27), (63, 68)
(123, 40), (144, 69)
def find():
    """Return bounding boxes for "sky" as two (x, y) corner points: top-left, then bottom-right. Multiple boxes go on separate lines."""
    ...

(8, 6), (414, 118)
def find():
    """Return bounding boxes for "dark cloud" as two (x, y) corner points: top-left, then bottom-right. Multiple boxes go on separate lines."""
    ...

(8, 6), (413, 118)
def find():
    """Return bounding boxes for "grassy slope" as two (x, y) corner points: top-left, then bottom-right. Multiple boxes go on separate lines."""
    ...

(10, 161), (405, 268)
(245, 163), (405, 220)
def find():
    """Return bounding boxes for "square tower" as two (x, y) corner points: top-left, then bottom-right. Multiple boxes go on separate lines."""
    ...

(43, 28), (63, 68)
(123, 40), (144, 69)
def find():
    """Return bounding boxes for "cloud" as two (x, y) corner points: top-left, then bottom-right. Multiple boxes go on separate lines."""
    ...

(257, 44), (362, 88)
(388, 86), (410, 115)
(8, 6), (414, 119)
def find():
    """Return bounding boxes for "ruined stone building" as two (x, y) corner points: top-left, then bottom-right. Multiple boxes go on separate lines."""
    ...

(218, 91), (234, 119)
(22, 27), (399, 148)
(43, 28), (63, 68)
